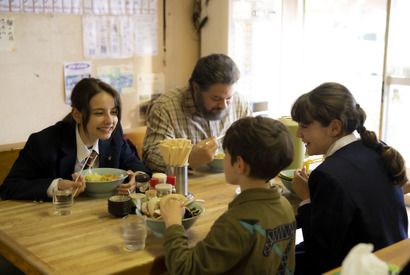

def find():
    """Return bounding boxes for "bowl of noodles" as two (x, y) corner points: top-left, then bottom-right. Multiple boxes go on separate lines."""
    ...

(136, 194), (205, 238)
(207, 149), (225, 171)
(81, 168), (128, 197)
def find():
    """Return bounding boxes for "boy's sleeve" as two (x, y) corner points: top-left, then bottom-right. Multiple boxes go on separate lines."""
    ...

(163, 215), (245, 275)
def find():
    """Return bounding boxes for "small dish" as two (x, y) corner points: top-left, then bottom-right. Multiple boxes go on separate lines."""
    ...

(108, 195), (131, 217)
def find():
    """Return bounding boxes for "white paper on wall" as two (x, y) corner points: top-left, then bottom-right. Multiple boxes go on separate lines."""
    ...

(110, 0), (126, 15)
(92, 0), (109, 15)
(53, 0), (63, 13)
(98, 15), (109, 59)
(10, 0), (21, 12)
(0, 0), (10, 12)
(108, 16), (121, 58)
(43, 0), (54, 13)
(72, 0), (83, 14)
(83, 0), (92, 14)
(119, 16), (134, 58)
(34, 0), (44, 13)
(82, 15), (99, 59)
(134, 15), (158, 56)
(23, 0), (34, 13)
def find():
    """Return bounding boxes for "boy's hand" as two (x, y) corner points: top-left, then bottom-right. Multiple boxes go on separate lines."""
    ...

(160, 199), (185, 228)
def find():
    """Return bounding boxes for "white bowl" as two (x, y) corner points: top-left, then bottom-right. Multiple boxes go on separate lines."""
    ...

(81, 168), (128, 197)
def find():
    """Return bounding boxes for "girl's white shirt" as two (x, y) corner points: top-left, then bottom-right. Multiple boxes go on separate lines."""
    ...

(46, 125), (100, 197)
(299, 133), (358, 207)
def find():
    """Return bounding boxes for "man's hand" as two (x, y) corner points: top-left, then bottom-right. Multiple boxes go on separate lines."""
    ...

(188, 137), (219, 168)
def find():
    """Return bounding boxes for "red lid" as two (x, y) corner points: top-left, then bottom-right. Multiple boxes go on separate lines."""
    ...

(166, 175), (176, 186)
(150, 178), (159, 189)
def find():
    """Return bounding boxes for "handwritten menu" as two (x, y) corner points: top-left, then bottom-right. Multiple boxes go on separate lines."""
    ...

(0, 0), (157, 15)
(83, 14), (157, 59)
(0, 17), (15, 52)
(0, 0), (158, 58)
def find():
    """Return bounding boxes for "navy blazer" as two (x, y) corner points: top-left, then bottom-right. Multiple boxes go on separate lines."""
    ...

(0, 121), (151, 201)
(298, 140), (408, 274)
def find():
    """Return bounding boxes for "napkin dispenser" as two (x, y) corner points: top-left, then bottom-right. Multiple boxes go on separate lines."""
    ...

(278, 116), (305, 170)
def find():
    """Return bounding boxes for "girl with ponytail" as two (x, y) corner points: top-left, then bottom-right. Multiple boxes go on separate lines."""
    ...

(290, 82), (408, 274)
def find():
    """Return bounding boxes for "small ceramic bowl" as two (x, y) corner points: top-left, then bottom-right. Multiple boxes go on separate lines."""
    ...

(108, 195), (132, 217)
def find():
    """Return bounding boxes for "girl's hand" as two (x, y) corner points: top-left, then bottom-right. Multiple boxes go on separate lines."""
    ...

(117, 170), (136, 195)
(291, 168), (310, 201)
(57, 173), (86, 197)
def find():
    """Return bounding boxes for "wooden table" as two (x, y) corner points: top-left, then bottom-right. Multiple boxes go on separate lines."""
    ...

(323, 238), (410, 274)
(0, 166), (300, 275)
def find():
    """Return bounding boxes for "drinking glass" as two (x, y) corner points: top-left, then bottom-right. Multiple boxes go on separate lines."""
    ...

(122, 215), (147, 251)
(52, 186), (73, 215)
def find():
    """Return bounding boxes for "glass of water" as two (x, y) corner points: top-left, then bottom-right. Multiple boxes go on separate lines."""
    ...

(122, 215), (147, 251)
(52, 186), (73, 215)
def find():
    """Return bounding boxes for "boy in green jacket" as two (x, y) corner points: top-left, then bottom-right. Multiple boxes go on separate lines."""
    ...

(161, 116), (296, 275)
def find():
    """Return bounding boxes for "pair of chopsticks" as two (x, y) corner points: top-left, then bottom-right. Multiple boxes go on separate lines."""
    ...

(73, 150), (98, 197)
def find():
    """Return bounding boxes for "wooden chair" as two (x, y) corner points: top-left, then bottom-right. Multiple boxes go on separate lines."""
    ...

(0, 142), (24, 187)
(123, 126), (147, 161)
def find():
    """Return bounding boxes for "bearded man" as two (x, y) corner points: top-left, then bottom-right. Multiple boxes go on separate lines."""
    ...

(142, 54), (252, 172)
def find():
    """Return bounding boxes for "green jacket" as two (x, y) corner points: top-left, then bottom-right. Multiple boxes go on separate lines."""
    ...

(163, 187), (296, 275)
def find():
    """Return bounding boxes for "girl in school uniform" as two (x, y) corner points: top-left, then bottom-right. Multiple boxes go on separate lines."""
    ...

(0, 78), (151, 201)
(290, 82), (408, 274)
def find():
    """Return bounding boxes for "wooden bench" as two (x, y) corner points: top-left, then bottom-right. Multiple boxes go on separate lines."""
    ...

(0, 142), (24, 187)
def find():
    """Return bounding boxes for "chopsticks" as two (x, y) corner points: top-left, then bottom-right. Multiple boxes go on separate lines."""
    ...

(205, 134), (224, 145)
(73, 150), (98, 197)
(158, 138), (193, 167)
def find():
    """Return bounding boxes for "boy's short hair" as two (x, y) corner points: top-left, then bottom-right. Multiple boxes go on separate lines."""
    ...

(222, 116), (294, 181)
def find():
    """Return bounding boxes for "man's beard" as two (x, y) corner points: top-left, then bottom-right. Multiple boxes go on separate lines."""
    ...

(195, 92), (227, 121)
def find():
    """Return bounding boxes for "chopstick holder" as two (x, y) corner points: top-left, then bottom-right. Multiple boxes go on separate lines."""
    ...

(158, 138), (193, 167)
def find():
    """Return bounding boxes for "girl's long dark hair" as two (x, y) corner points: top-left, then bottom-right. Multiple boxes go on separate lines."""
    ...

(291, 82), (407, 187)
